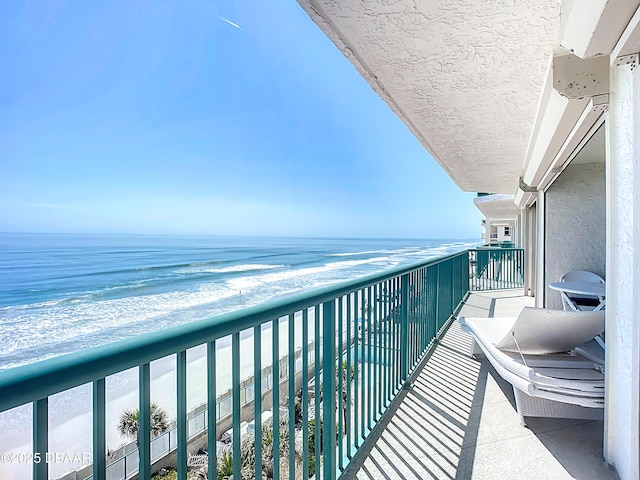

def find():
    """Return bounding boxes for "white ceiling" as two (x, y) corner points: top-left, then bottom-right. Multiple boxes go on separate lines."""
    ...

(473, 194), (520, 220)
(298, 0), (561, 194)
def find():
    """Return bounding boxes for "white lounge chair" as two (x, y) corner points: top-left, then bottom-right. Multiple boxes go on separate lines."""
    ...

(459, 307), (605, 426)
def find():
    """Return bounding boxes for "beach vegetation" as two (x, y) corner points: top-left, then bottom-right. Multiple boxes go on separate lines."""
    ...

(151, 468), (178, 480)
(116, 402), (170, 446)
(306, 418), (321, 478)
(217, 450), (234, 479)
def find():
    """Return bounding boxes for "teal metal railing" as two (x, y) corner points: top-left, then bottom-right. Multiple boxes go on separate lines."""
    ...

(94, 344), (318, 480)
(470, 247), (524, 291)
(0, 249), (500, 480)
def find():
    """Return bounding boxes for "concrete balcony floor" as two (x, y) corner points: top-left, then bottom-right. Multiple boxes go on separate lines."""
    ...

(341, 290), (619, 480)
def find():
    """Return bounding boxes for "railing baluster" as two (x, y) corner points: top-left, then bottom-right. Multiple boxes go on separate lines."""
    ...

(337, 297), (344, 470)
(353, 291), (359, 446)
(400, 274), (409, 387)
(376, 283), (382, 416)
(366, 285), (372, 431)
(177, 350), (187, 480)
(397, 276), (401, 392)
(387, 279), (393, 402)
(207, 341), (217, 480)
(422, 268), (428, 351)
(232, 333), (241, 480)
(288, 313), (296, 479)
(417, 271), (421, 355)
(301, 309), (309, 478)
(413, 274), (418, 364)
(345, 294), (352, 458)
(372, 284), (378, 421)
(322, 299), (337, 480)
(253, 327), (262, 479)
(382, 282), (388, 407)
(139, 363), (151, 480)
(33, 397), (48, 480)
(392, 278), (398, 393)
(273, 318), (280, 480)
(313, 305), (321, 478)
(376, 283), (381, 414)
(379, 283), (385, 412)
(93, 379), (106, 480)
(357, 290), (365, 441)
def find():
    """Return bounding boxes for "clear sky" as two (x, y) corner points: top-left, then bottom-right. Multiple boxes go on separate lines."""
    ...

(0, 1), (483, 239)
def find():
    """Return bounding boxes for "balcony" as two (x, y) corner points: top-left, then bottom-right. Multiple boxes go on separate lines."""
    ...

(341, 290), (617, 479)
(0, 248), (614, 480)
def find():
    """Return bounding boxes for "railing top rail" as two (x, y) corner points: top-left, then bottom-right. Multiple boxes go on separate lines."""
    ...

(0, 249), (470, 412)
(471, 247), (524, 251)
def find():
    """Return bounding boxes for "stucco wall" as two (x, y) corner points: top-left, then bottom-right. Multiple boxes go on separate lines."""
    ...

(606, 59), (640, 479)
(544, 162), (606, 309)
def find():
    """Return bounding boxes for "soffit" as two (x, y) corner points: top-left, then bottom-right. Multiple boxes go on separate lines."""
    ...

(473, 194), (519, 220)
(298, 0), (561, 194)
(570, 124), (605, 165)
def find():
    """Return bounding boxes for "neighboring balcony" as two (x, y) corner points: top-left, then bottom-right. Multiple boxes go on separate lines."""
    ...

(0, 248), (612, 480)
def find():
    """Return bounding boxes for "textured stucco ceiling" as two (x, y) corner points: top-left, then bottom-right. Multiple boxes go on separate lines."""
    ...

(473, 194), (519, 219)
(298, 0), (561, 194)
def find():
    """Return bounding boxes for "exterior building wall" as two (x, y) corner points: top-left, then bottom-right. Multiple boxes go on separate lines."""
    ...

(486, 222), (515, 243)
(491, 226), (499, 242)
(544, 162), (606, 310)
(497, 225), (512, 242)
(605, 58), (640, 480)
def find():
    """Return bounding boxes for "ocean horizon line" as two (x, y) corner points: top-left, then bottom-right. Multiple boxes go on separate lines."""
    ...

(0, 231), (478, 242)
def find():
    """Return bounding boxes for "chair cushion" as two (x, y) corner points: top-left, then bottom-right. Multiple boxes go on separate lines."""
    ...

(495, 307), (605, 355)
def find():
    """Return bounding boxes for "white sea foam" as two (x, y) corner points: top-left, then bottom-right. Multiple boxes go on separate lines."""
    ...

(226, 256), (389, 290)
(328, 249), (395, 257)
(176, 263), (284, 274)
(0, 285), (239, 365)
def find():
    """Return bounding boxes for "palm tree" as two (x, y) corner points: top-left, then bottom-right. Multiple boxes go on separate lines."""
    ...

(117, 402), (169, 446)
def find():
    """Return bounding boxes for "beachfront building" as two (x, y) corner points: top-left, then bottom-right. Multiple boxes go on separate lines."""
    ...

(294, 1), (636, 478)
(473, 194), (519, 246)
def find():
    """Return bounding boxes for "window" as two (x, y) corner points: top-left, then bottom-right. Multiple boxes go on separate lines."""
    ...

(504, 226), (511, 236)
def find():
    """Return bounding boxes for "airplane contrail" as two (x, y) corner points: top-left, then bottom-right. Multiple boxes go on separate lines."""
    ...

(218, 15), (241, 29)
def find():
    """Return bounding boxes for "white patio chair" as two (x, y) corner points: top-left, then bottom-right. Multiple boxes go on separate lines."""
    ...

(560, 271), (605, 311)
(187, 452), (208, 468)
(459, 307), (605, 426)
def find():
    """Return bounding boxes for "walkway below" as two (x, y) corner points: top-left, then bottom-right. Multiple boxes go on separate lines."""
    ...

(341, 290), (618, 480)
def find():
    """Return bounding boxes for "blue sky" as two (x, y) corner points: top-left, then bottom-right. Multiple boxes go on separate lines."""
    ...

(0, 1), (482, 239)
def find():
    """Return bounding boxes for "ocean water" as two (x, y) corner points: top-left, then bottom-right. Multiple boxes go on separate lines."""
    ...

(0, 233), (478, 369)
